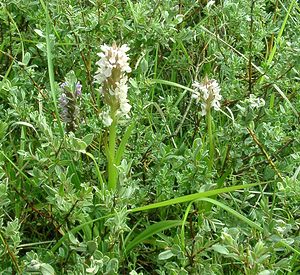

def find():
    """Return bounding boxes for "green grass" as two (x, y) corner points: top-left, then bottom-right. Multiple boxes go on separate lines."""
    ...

(0, 0), (300, 274)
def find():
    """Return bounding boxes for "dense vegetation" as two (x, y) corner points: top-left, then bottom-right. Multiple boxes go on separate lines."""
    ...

(0, 0), (300, 274)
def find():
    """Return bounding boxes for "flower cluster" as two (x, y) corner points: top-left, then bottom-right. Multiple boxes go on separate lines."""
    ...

(192, 77), (222, 116)
(95, 43), (132, 126)
(59, 81), (82, 132)
(247, 94), (265, 109)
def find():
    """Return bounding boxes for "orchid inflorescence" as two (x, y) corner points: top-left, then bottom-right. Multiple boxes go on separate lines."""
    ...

(59, 80), (82, 132)
(95, 43), (132, 126)
(192, 76), (222, 116)
(247, 94), (265, 109)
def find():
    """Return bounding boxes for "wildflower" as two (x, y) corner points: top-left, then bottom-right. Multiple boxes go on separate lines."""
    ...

(192, 77), (222, 116)
(75, 82), (82, 96)
(59, 80), (82, 132)
(95, 43), (131, 126)
(247, 94), (265, 108)
(101, 109), (113, 127)
(207, 1), (215, 8)
(59, 92), (70, 122)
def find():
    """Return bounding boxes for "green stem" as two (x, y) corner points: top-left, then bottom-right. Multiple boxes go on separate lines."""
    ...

(108, 112), (118, 190)
(84, 152), (105, 191)
(40, 0), (64, 138)
(0, 231), (21, 274)
(207, 109), (214, 173)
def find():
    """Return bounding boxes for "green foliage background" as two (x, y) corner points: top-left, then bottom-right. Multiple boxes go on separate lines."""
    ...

(0, 0), (300, 274)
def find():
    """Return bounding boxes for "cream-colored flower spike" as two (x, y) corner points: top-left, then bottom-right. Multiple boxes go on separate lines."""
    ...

(192, 77), (222, 116)
(247, 94), (265, 108)
(95, 43), (132, 126)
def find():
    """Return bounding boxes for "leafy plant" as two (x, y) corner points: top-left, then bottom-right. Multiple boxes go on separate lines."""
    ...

(0, 0), (300, 273)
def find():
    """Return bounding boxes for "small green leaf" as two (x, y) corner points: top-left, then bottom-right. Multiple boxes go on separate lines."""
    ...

(34, 28), (45, 37)
(106, 258), (118, 274)
(87, 240), (98, 254)
(65, 70), (77, 87)
(40, 263), (55, 275)
(140, 57), (148, 73)
(70, 137), (87, 153)
(12, 121), (38, 135)
(0, 122), (8, 140)
(22, 52), (31, 65)
(158, 250), (174, 260)
(83, 133), (94, 146)
(258, 270), (272, 275)
(211, 244), (229, 255)
(68, 232), (79, 245)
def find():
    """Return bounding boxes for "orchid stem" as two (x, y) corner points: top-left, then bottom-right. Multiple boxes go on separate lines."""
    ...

(108, 111), (118, 190)
(207, 109), (214, 173)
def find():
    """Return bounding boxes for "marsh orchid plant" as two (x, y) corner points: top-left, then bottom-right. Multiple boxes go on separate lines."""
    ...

(192, 77), (222, 116)
(192, 76), (222, 172)
(95, 43), (132, 190)
(59, 71), (82, 133)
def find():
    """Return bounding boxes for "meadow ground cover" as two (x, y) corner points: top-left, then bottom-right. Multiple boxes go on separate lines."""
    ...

(0, 0), (300, 274)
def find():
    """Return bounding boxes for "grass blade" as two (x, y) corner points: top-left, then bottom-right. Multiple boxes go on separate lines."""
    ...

(180, 202), (193, 250)
(198, 197), (300, 256)
(115, 122), (135, 166)
(51, 214), (114, 253)
(39, 0), (64, 137)
(150, 79), (194, 93)
(264, 0), (296, 72)
(125, 220), (182, 253)
(130, 183), (264, 212)
(199, 197), (262, 231)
